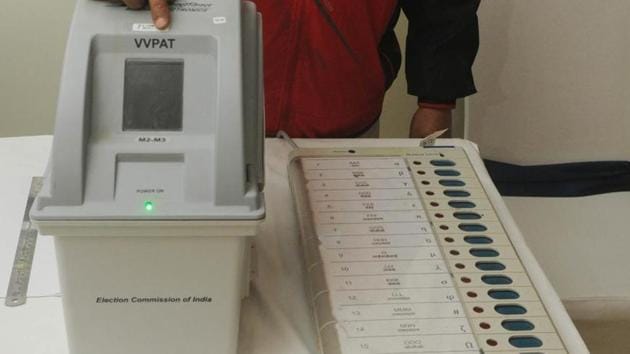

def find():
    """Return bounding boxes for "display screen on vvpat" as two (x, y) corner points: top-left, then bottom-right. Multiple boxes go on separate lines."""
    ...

(123, 59), (184, 131)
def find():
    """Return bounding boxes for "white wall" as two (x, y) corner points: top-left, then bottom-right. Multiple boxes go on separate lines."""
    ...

(0, 1), (74, 137)
(469, 0), (630, 164)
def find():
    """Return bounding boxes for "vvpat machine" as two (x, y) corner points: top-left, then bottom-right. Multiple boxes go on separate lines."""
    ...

(29, 1), (265, 353)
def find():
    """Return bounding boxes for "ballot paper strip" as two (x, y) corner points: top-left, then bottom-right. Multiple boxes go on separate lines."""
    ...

(302, 157), (478, 353)
(290, 148), (571, 354)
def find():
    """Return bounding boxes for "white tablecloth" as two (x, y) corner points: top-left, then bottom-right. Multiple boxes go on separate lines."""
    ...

(2, 136), (628, 353)
(0, 136), (439, 354)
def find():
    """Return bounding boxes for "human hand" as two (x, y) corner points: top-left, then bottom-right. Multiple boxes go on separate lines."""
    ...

(409, 106), (453, 138)
(115, 0), (172, 30)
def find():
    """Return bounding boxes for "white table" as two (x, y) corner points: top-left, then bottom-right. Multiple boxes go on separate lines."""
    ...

(2, 136), (628, 353)
(0, 136), (449, 354)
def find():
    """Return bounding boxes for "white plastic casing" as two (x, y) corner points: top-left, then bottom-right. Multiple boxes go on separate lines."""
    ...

(46, 221), (257, 354)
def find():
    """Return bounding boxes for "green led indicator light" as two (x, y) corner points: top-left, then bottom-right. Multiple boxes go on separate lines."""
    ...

(144, 201), (154, 211)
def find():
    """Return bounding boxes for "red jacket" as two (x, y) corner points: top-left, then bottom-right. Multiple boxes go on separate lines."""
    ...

(255, 0), (480, 138)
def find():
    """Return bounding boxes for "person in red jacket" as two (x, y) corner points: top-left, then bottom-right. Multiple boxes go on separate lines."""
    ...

(116, 0), (480, 138)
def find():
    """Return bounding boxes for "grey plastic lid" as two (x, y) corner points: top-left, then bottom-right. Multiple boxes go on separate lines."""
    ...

(31, 0), (265, 221)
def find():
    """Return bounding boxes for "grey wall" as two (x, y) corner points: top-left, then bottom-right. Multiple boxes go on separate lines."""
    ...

(0, 1), (74, 137)
(469, 0), (630, 164)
